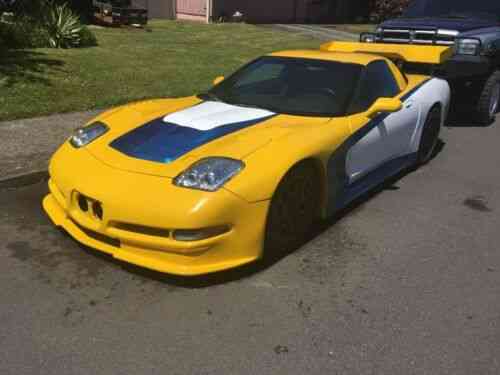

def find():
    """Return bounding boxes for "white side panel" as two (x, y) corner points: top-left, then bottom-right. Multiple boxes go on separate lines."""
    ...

(346, 124), (389, 182)
(345, 77), (451, 184)
(346, 100), (419, 183)
(409, 78), (451, 153)
(163, 101), (275, 130)
(383, 96), (420, 159)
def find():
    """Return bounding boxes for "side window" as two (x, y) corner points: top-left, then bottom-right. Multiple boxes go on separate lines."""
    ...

(350, 60), (401, 114)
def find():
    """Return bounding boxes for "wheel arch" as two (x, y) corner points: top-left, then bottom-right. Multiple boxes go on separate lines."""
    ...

(224, 120), (350, 208)
(226, 149), (330, 210)
(410, 78), (449, 150)
(429, 79), (451, 126)
(426, 78), (450, 120)
(281, 157), (328, 218)
(264, 156), (328, 218)
(431, 101), (445, 124)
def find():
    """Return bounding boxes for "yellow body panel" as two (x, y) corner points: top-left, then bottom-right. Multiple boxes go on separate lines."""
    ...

(271, 49), (382, 65)
(320, 41), (453, 65)
(44, 142), (270, 276)
(43, 44), (436, 276)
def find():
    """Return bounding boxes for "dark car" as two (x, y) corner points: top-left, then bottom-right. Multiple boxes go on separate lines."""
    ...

(93, 0), (148, 27)
(363, 0), (500, 124)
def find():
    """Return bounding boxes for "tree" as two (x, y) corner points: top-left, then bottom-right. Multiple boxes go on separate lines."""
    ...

(372, 0), (411, 21)
(2, 0), (93, 21)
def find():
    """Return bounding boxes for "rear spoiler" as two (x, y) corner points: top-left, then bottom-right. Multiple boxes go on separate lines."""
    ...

(320, 41), (453, 65)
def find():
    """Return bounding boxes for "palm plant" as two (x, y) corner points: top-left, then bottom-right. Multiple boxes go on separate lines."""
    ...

(42, 1), (82, 48)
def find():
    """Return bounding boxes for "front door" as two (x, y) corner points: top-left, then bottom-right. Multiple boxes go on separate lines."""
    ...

(176, 0), (205, 16)
(345, 60), (418, 183)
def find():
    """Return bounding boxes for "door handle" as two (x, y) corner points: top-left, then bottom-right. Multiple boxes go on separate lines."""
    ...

(405, 100), (414, 109)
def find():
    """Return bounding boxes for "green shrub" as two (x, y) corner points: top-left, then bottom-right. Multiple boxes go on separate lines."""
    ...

(2, 0), (94, 22)
(0, 17), (51, 48)
(0, 22), (6, 51)
(43, 1), (83, 48)
(79, 25), (98, 47)
(1, 1), (98, 49)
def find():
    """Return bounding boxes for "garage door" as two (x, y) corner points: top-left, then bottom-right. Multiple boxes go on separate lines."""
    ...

(177, 0), (206, 16)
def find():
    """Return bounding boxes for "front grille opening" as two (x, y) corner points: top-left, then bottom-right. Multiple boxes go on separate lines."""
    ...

(71, 219), (121, 248)
(78, 194), (89, 212)
(112, 222), (171, 238)
(173, 226), (230, 242)
(92, 201), (104, 220)
(380, 28), (456, 46)
(75, 192), (104, 221)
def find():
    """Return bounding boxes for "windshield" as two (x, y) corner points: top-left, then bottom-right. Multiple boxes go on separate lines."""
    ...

(404, 0), (500, 20)
(202, 57), (363, 117)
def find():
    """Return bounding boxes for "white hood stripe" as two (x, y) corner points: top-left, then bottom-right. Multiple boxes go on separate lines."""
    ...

(163, 101), (275, 131)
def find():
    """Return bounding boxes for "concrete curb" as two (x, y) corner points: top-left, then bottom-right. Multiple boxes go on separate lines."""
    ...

(0, 170), (49, 190)
(0, 110), (101, 189)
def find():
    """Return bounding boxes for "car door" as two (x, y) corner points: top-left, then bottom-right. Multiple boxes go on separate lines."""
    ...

(345, 60), (419, 183)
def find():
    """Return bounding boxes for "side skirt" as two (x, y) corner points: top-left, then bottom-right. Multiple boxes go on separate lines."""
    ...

(327, 153), (417, 216)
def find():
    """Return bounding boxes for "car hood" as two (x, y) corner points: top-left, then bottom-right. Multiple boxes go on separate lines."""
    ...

(381, 17), (499, 33)
(85, 97), (331, 178)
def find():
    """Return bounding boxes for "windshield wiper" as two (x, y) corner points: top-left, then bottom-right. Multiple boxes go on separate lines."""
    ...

(198, 92), (223, 103)
(230, 102), (262, 109)
(230, 102), (280, 113)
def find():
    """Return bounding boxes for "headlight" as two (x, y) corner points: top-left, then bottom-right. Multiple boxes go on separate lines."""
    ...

(455, 38), (481, 56)
(69, 122), (109, 148)
(360, 32), (377, 43)
(174, 157), (245, 192)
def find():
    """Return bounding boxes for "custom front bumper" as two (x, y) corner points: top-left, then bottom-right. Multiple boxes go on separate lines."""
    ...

(43, 144), (269, 276)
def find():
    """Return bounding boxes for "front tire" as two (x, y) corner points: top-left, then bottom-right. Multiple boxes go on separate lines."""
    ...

(417, 106), (442, 165)
(477, 71), (500, 125)
(264, 161), (320, 259)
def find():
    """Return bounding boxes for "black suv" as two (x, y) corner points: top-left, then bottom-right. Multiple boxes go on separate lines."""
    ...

(364, 0), (500, 124)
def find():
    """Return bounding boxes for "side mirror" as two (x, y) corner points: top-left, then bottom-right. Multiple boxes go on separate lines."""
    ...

(213, 76), (225, 86)
(366, 98), (403, 118)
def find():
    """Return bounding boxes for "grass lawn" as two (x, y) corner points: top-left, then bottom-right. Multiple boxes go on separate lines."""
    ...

(0, 20), (320, 121)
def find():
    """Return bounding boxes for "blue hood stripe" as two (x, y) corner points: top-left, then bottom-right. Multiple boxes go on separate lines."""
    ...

(109, 114), (276, 164)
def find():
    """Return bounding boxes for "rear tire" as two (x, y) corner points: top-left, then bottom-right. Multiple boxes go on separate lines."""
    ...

(477, 71), (500, 125)
(417, 106), (442, 165)
(264, 161), (320, 259)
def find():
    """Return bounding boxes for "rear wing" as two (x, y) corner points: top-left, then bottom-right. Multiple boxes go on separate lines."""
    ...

(320, 41), (453, 65)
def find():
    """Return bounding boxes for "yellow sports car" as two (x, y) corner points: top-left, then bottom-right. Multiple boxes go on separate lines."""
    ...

(43, 42), (451, 276)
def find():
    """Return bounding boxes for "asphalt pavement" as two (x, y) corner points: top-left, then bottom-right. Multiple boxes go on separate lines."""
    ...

(1, 114), (500, 374)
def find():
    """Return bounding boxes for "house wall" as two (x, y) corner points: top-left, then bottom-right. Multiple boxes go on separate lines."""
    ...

(213, 0), (297, 23)
(145, 0), (370, 23)
(148, 0), (175, 19)
(212, 0), (370, 23)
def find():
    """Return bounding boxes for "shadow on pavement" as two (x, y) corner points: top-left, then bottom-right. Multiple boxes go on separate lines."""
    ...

(446, 111), (495, 128)
(445, 96), (497, 128)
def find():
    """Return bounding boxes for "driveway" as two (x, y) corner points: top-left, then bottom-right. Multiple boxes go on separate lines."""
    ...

(1, 115), (500, 374)
(265, 24), (359, 42)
